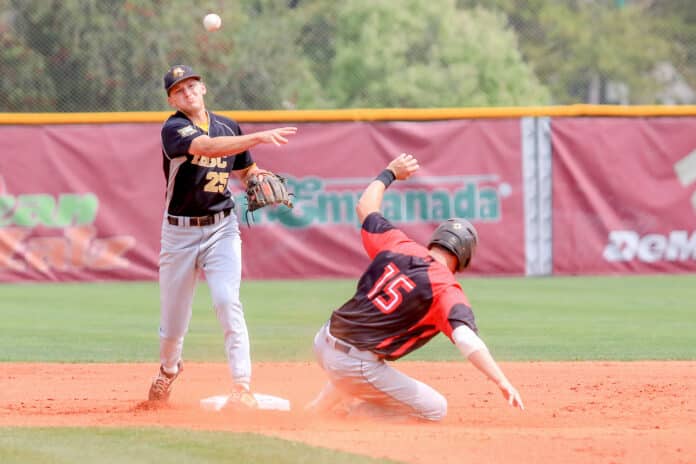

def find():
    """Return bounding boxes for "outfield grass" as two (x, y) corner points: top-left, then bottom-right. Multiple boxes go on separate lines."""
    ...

(1, 274), (694, 362)
(0, 427), (398, 464)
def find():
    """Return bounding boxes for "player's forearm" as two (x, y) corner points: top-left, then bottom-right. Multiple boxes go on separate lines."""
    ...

(454, 325), (523, 409)
(467, 348), (509, 387)
(189, 133), (265, 158)
(453, 325), (505, 384)
(356, 168), (396, 223)
(356, 155), (419, 223)
(356, 180), (387, 223)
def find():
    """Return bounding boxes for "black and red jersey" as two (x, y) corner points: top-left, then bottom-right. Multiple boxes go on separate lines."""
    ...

(161, 110), (254, 217)
(330, 213), (478, 361)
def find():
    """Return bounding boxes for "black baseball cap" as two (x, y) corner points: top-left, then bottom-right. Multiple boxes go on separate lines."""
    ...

(163, 65), (201, 94)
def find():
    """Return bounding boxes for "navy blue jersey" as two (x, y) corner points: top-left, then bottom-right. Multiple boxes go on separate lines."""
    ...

(161, 111), (254, 217)
(330, 213), (477, 361)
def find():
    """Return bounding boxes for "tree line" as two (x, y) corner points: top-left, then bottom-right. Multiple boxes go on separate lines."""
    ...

(1, 0), (694, 112)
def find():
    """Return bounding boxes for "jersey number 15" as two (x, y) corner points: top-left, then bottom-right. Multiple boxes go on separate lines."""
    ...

(367, 262), (416, 314)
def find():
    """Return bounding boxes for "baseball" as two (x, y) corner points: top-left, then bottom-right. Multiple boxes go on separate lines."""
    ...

(203, 13), (222, 32)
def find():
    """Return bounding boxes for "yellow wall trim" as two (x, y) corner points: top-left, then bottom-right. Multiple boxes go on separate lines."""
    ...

(3, 105), (696, 125)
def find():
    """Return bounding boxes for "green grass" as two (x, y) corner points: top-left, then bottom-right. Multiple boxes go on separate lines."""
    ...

(465, 274), (696, 361)
(1, 275), (695, 362)
(0, 427), (398, 464)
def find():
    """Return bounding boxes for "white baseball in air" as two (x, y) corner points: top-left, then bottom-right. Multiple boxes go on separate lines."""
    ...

(203, 13), (222, 32)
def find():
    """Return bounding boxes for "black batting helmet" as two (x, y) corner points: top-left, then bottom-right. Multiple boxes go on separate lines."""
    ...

(427, 218), (478, 272)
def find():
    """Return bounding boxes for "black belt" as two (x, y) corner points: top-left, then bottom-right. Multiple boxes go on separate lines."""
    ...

(325, 333), (380, 361)
(167, 208), (231, 227)
(329, 336), (352, 355)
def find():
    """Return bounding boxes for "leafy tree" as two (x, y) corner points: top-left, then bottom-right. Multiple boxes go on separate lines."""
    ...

(11, 0), (693, 109)
(461, 0), (684, 104)
(322, 0), (550, 107)
(2, 0), (323, 111)
(205, 0), (327, 110)
(0, 12), (55, 111)
(648, 0), (696, 101)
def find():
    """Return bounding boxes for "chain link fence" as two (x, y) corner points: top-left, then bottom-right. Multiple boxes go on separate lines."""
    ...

(1, 0), (695, 112)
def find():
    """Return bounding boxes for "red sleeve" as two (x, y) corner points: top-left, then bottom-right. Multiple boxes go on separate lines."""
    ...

(430, 274), (477, 342)
(360, 212), (412, 259)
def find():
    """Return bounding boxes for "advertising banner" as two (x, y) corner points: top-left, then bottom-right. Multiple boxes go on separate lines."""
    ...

(0, 124), (164, 282)
(237, 120), (526, 279)
(552, 117), (696, 274)
(0, 119), (525, 282)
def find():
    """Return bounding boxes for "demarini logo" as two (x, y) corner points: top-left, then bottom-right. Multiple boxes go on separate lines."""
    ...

(603, 149), (696, 263)
(0, 176), (135, 274)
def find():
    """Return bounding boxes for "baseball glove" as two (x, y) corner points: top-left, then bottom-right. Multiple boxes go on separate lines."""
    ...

(245, 169), (293, 213)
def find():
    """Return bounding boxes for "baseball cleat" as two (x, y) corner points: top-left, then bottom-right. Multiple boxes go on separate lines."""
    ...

(148, 360), (183, 401)
(225, 384), (258, 410)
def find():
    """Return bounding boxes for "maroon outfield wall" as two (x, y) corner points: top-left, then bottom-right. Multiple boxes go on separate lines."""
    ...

(552, 117), (696, 274)
(0, 119), (524, 282)
(6, 116), (693, 282)
(1, 123), (163, 282)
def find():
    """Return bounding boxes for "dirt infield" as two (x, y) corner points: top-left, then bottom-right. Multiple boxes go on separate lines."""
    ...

(1, 361), (695, 463)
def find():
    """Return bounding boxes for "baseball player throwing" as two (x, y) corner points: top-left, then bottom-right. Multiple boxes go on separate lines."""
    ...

(306, 153), (524, 421)
(148, 64), (297, 407)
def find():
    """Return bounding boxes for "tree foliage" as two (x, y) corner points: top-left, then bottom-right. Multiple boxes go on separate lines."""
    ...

(1, 0), (323, 111)
(0, 18), (55, 110)
(648, 0), (696, 97)
(461, 0), (690, 104)
(323, 0), (550, 107)
(1, 0), (694, 110)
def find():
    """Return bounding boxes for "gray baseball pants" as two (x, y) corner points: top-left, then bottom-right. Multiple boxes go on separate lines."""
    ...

(158, 211), (251, 389)
(312, 322), (447, 421)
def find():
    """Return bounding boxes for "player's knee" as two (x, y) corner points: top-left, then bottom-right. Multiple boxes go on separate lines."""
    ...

(421, 394), (447, 421)
(212, 294), (241, 313)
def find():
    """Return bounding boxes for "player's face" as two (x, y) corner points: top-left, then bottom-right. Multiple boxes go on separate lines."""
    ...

(167, 78), (206, 112)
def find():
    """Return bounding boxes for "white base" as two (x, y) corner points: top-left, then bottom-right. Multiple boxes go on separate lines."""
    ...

(200, 393), (291, 412)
